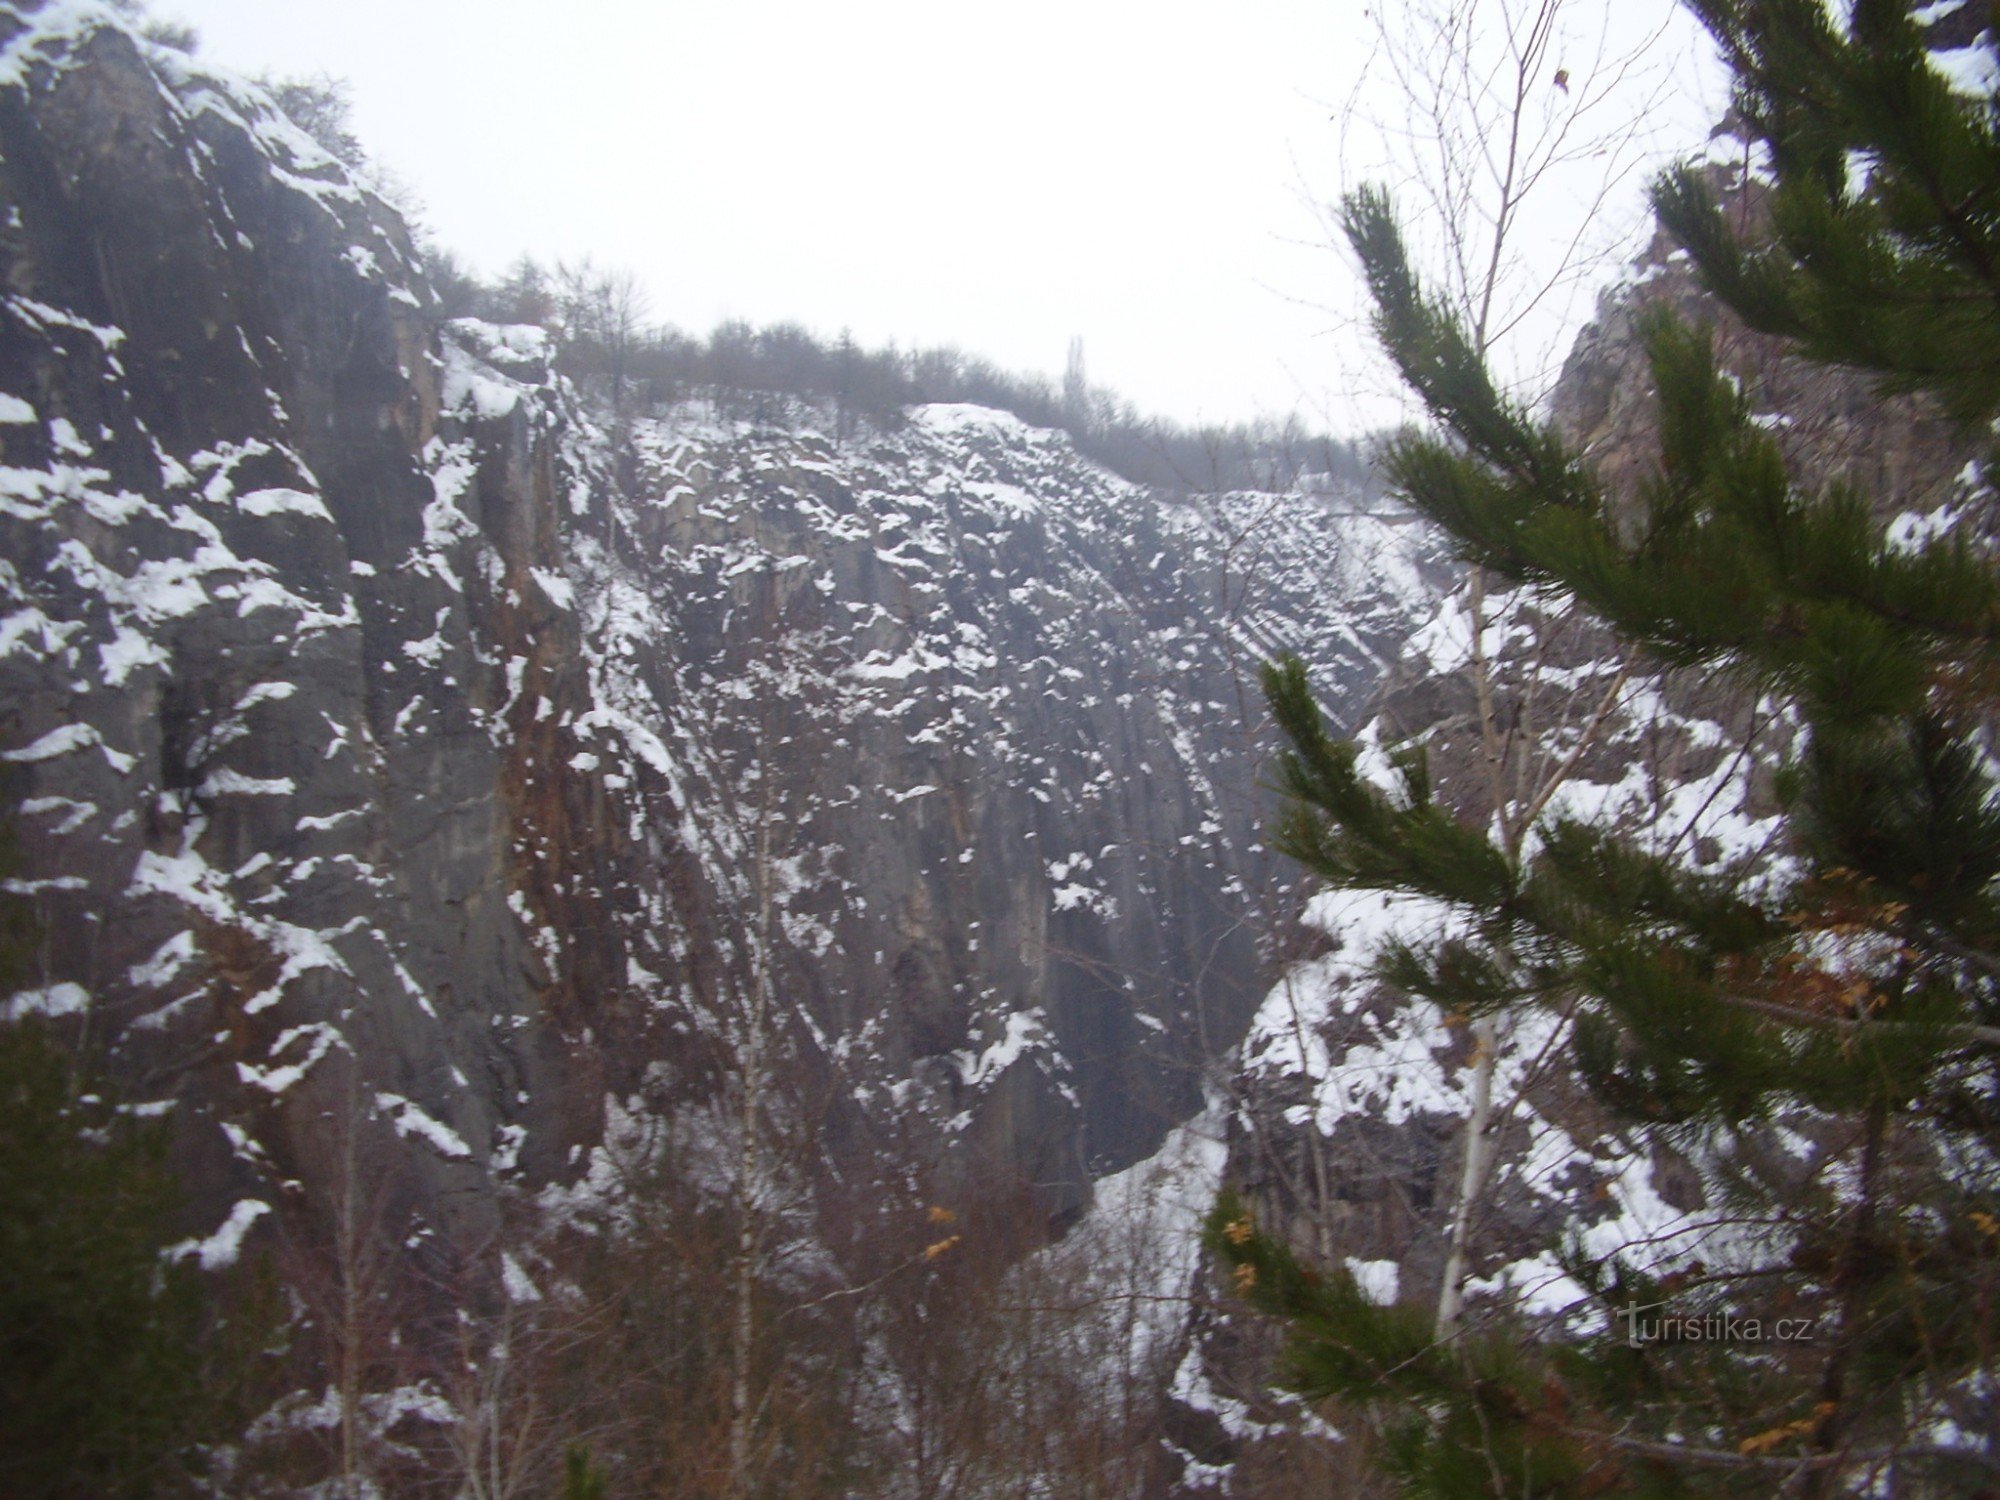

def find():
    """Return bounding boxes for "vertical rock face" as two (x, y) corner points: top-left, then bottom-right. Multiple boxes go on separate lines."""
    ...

(0, 2), (574, 1248)
(0, 0), (1447, 1260)
(595, 406), (1444, 1209)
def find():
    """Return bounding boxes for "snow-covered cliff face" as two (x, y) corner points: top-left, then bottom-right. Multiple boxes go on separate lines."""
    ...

(0, 0), (1447, 1265)
(585, 400), (1446, 1209)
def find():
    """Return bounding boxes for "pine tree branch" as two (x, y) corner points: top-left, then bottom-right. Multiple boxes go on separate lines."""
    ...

(1916, 929), (2000, 985)
(1600, 1431), (2000, 1475)
(1719, 992), (2000, 1050)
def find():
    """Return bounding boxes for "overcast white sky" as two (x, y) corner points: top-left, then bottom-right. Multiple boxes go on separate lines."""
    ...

(156, 0), (1725, 433)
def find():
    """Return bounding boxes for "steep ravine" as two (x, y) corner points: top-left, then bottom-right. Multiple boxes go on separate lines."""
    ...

(0, 0), (1445, 1286)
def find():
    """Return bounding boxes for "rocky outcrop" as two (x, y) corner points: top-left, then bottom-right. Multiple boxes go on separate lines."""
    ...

(1176, 117), (1991, 1488)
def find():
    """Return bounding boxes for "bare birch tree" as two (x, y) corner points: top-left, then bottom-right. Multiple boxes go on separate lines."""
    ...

(1286, 0), (1705, 1348)
(1328, 0), (1700, 401)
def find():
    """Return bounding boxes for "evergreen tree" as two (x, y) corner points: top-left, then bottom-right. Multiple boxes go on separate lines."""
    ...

(562, 1444), (608, 1500)
(0, 810), (238, 1496)
(1211, 2), (2000, 1493)
(0, 1022), (211, 1498)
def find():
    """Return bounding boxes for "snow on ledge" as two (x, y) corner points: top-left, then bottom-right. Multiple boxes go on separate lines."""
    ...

(169, 1198), (271, 1271)
(1, 981), (89, 1021)
(375, 1091), (473, 1160)
(909, 402), (1048, 438)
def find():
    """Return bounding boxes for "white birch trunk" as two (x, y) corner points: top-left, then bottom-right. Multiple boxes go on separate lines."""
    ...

(1434, 1016), (1501, 1343)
